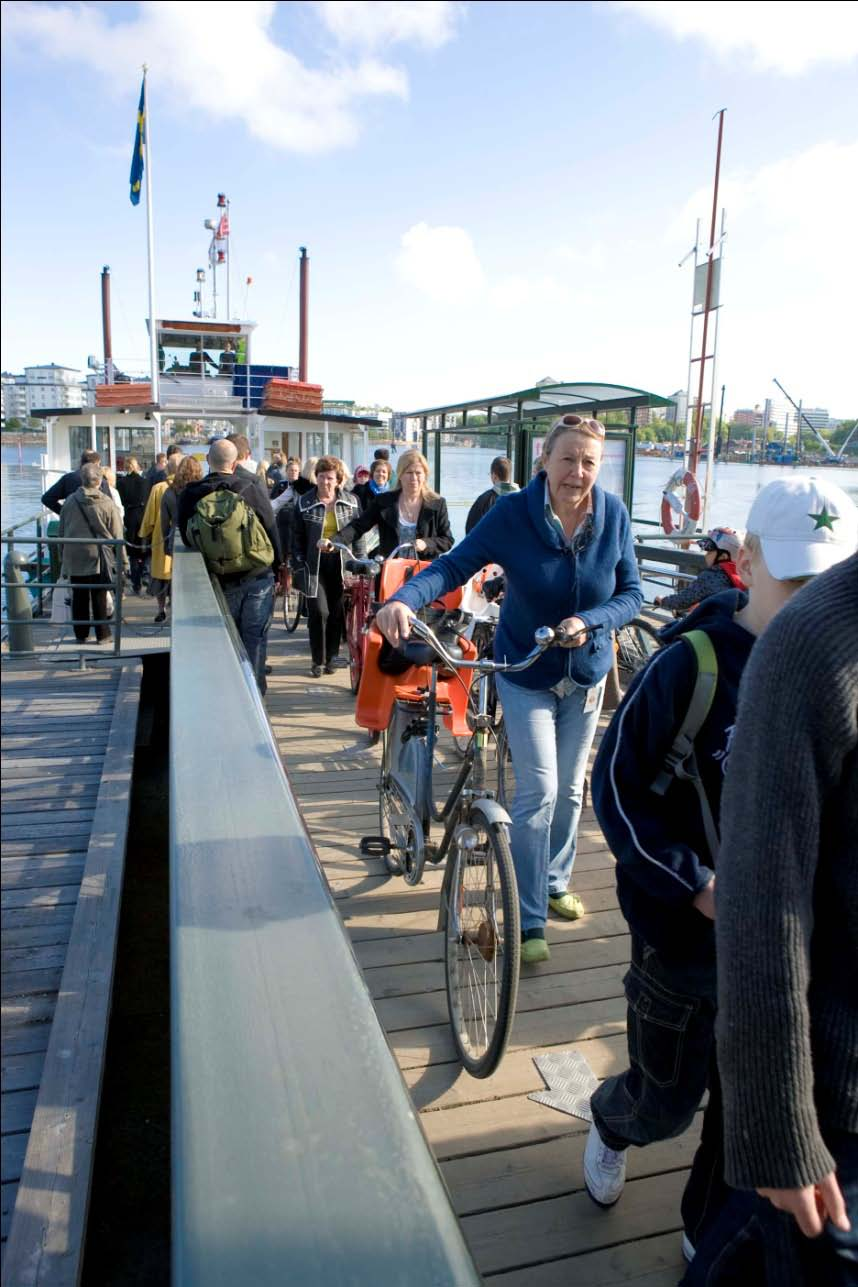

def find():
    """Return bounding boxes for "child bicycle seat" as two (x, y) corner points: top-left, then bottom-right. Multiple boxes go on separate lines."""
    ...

(356, 615), (477, 734)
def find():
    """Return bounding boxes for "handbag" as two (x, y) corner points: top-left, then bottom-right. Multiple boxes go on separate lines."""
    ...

(51, 574), (72, 624)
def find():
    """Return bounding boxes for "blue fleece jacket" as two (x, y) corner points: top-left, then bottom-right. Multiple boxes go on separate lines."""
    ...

(391, 474), (642, 691)
(591, 590), (755, 964)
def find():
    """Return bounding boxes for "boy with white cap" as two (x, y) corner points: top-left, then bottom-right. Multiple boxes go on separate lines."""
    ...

(586, 477), (858, 1262)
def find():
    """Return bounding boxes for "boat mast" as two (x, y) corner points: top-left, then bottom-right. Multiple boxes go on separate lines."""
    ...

(689, 109), (726, 476)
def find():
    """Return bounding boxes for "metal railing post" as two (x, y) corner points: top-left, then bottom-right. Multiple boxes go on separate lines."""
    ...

(113, 538), (123, 656)
(4, 547), (34, 655)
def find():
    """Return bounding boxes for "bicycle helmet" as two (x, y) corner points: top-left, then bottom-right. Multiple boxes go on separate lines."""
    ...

(698, 526), (743, 559)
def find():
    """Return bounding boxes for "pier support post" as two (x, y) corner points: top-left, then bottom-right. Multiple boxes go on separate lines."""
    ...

(4, 548), (34, 656)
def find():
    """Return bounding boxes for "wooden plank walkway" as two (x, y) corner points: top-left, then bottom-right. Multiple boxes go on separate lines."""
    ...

(3, 585), (170, 660)
(265, 621), (690, 1285)
(1, 659), (141, 1281)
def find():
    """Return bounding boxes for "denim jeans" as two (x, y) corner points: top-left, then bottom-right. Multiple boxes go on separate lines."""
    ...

(591, 937), (727, 1244)
(222, 570), (275, 694)
(682, 1127), (858, 1286)
(495, 672), (605, 932)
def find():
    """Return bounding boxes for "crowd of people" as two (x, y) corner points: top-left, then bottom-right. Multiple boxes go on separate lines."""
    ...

(43, 426), (858, 1283)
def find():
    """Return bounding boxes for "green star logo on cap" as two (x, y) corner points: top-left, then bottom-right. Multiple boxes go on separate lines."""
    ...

(808, 506), (839, 531)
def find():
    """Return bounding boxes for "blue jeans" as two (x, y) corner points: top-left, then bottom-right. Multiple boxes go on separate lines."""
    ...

(682, 1127), (858, 1286)
(495, 672), (605, 932)
(222, 571), (275, 694)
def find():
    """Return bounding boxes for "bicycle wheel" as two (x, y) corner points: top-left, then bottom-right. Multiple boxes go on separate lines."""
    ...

(283, 585), (304, 633)
(445, 803), (520, 1078)
(347, 594), (365, 695)
(615, 616), (662, 680)
(378, 723), (426, 884)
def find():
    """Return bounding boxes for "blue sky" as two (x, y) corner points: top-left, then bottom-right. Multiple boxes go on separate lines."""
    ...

(2, 1), (857, 414)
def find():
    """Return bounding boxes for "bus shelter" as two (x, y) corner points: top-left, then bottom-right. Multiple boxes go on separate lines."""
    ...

(407, 381), (676, 511)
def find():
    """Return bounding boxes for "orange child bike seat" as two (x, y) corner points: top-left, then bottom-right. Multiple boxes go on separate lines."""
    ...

(355, 557), (476, 734)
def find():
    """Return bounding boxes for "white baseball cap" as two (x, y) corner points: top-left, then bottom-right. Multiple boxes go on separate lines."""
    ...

(745, 476), (858, 580)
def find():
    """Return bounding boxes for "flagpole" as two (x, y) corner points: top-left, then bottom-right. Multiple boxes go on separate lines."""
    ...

(142, 64), (159, 404)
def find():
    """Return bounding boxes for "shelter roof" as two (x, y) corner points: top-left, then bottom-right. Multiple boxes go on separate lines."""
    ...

(407, 381), (676, 421)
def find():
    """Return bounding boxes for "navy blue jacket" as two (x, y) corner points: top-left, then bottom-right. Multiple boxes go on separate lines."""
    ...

(591, 590), (755, 964)
(42, 468), (110, 514)
(392, 475), (642, 691)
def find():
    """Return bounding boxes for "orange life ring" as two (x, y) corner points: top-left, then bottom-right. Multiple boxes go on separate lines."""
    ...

(661, 471), (701, 534)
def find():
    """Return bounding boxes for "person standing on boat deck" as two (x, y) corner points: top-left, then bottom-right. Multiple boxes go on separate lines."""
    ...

(57, 461), (127, 643)
(584, 477), (858, 1265)
(374, 416), (641, 964)
(350, 457), (391, 516)
(330, 449), (453, 560)
(682, 552), (858, 1287)
(465, 456), (519, 534)
(41, 449), (111, 513)
(219, 339), (236, 376)
(140, 453), (181, 623)
(144, 453), (167, 489)
(161, 456), (203, 561)
(189, 346), (217, 376)
(178, 438), (282, 693)
(291, 456), (362, 677)
(226, 433), (259, 477)
(117, 456), (148, 594)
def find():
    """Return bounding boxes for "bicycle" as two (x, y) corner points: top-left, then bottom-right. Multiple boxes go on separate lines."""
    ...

(614, 616), (662, 681)
(360, 614), (567, 1078)
(324, 540), (423, 696)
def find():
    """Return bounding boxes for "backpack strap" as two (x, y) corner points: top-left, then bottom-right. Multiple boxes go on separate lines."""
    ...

(650, 630), (721, 861)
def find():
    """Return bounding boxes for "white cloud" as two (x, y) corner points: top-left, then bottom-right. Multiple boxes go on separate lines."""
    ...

(613, 1), (858, 76)
(395, 221), (485, 302)
(0, 0), (451, 153)
(316, 1), (464, 50)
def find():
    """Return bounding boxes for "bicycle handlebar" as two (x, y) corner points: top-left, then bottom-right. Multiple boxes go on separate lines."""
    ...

(323, 539), (420, 571)
(407, 617), (574, 675)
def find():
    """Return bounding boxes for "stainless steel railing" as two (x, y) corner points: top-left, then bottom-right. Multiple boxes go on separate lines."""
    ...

(169, 546), (480, 1286)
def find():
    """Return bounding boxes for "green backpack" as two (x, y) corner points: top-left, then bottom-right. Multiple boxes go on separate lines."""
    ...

(187, 487), (274, 578)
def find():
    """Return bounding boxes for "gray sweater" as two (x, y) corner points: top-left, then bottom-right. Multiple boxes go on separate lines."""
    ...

(716, 552), (858, 1190)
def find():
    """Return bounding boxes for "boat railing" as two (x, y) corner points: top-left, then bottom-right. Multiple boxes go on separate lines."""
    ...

(169, 545), (479, 1285)
(1, 529), (126, 655)
(632, 532), (706, 601)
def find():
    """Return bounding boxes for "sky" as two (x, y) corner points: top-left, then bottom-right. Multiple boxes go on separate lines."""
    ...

(2, 0), (857, 416)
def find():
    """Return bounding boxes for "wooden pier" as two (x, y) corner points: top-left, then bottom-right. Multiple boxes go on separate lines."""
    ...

(1, 657), (140, 1278)
(265, 622), (692, 1286)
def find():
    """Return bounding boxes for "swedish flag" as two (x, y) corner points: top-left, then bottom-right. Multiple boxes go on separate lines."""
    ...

(129, 80), (145, 206)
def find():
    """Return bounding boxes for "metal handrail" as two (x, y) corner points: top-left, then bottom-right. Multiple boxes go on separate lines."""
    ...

(169, 546), (480, 1286)
(1, 532), (126, 655)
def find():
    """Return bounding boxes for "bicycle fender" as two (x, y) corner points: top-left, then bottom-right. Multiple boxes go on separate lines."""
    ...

(467, 798), (511, 829)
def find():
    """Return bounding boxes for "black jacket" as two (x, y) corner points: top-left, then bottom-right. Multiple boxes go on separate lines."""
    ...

(116, 472), (149, 539)
(178, 469), (283, 579)
(465, 483), (519, 534)
(591, 591), (755, 965)
(42, 469), (110, 515)
(337, 491), (454, 560)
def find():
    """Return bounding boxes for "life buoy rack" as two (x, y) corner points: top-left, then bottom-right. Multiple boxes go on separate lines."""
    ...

(661, 470), (701, 535)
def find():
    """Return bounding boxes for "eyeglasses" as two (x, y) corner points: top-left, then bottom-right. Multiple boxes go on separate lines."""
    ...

(554, 414), (606, 439)
(697, 539), (717, 552)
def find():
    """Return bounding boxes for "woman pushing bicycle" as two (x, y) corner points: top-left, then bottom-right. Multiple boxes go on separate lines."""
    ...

(375, 415), (642, 965)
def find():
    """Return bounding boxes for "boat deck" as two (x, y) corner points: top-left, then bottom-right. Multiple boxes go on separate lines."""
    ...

(3, 586), (171, 660)
(265, 620), (693, 1286)
(1, 657), (140, 1276)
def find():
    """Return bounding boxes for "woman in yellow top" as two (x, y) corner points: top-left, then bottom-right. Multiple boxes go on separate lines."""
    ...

(291, 455), (361, 677)
(139, 453), (180, 623)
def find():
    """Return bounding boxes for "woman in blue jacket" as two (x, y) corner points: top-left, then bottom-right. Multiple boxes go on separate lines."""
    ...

(375, 414), (642, 964)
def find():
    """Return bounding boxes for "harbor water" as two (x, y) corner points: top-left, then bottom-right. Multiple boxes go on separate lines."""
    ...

(4, 440), (857, 544)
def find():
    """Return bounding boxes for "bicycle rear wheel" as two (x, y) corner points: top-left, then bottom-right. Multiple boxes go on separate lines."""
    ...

(615, 616), (662, 681)
(445, 804), (520, 1078)
(283, 586), (304, 633)
(347, 592), (366, 695)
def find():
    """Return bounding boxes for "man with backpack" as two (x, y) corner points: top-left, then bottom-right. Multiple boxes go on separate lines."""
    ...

(584, 476), (858, 1264)
(178, 437), (282, 693)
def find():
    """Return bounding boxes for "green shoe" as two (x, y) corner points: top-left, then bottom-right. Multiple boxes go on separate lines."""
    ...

(548, 891), (584, 920)
(521, 937), (550, 965)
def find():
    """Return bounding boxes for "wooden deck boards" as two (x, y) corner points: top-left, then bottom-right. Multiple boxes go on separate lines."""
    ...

(1, 660), (140, 1281)
(265, 623), (688, 1285)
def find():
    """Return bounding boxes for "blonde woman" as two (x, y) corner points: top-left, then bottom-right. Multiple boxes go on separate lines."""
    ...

(331, 448), (453, 559)
(139, 452), (181, 624)
(102, 466), (124, 522)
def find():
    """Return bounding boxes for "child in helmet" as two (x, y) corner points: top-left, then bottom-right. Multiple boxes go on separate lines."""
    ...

(654, 527), (745, 613)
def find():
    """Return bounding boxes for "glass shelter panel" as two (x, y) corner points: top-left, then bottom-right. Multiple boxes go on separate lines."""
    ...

(432, 428), (520, 544)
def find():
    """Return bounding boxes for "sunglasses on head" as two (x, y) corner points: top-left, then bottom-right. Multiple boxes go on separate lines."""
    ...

(556, 413), (606, 439)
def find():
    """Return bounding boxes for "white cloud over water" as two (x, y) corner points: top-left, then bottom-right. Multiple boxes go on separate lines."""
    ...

(614, 1), (858, 76)
(1, 0), (463, 152)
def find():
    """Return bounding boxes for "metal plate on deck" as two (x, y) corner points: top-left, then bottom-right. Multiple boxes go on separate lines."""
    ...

(528, 1048), (600, 1120)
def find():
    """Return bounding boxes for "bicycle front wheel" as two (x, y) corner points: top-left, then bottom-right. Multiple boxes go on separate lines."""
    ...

(283, 586), (304, 633)
(615, 616), (661, 681)
(445, 805), (520, 1078)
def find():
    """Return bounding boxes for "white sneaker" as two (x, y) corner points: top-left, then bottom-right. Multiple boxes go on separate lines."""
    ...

(583, 1120), (627, 1206)
(681, 1232), (696, 1263)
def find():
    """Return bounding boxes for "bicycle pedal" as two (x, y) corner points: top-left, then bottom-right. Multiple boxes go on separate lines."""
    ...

(424, 842), (442, 864)
(360, 835), (392, 856)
